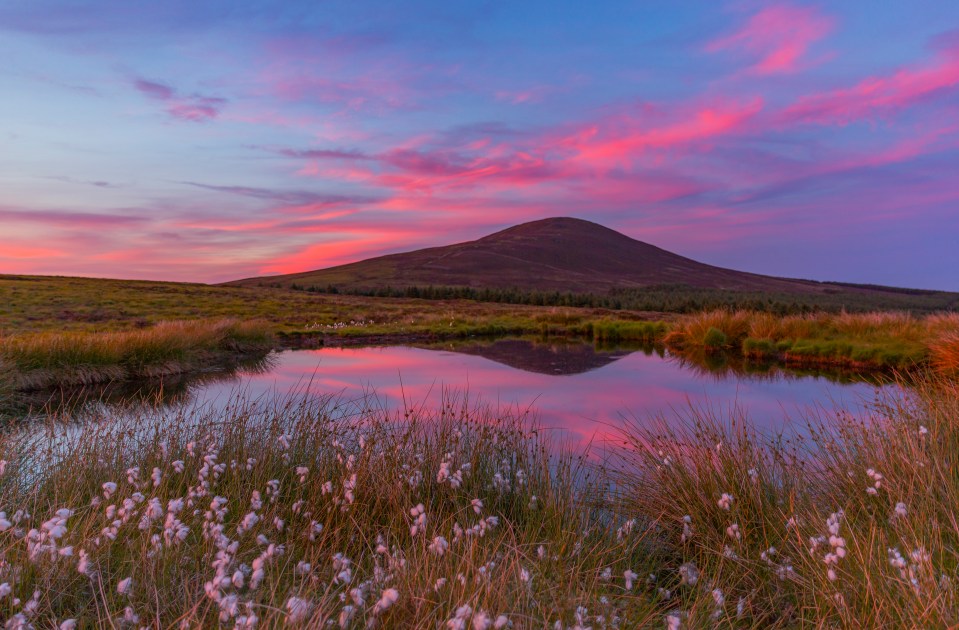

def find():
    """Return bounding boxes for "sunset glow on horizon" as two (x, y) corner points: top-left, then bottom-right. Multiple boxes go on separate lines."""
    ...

(3, 1), (959, 289)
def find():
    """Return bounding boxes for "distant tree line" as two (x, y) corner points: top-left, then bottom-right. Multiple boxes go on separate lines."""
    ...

(274, 282), (959, 315)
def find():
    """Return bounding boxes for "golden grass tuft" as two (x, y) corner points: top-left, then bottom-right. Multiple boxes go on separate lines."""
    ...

(930, 330), (959, 376)
(0, 318), (274, 390)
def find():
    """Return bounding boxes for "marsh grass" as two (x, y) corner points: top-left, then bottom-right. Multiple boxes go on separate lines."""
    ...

(614, 376), (959, 627)
(929, 330), (959, 376)
(0, 319), (274, 391)
(589, 321), (667, 344)
(0, 391), (659, 628)
(1, 375), (959, 626)
(666, 310), (959, 372)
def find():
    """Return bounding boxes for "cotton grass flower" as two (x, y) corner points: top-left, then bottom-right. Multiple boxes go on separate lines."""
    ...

(678, 562), (699, 586)
(866, 468), (883, 495)
(285, 597), (312, 623)
(717, 493), (734, 510)
(372, 588), (399, 615)
(409, 503), (426, 537)
(117, 577), (133, 595)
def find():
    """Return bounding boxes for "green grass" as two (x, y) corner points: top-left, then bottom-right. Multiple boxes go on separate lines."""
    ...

(288, 281), (959, 315)
(666, 309), (959, 371)
(2, 277), (957, 393)
(0, 274), (636, 337)
(589, 320), (668, 343)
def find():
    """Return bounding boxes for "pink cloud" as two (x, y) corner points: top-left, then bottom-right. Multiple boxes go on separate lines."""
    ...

(287, 98), (762, 198)
(707, 4), (834, 74)
(133, 78), (174, 100)
(783, 42), (959, 124)
(556, 99), (763, 169)
(0, 207), (148, 229)
(260, 228), (421, 274)
(1, 243), (66, 259)
(494, 86), (553, 104)
(166, 97), (226, 123)
(133, 77), (226, 123)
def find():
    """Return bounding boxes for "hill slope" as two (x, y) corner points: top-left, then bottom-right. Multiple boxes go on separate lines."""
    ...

(229, 217), (842, 294)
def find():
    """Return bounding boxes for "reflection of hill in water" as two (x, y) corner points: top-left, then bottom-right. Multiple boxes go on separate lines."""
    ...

(419, 338), (895, 386)
(421, 339), (645, 375)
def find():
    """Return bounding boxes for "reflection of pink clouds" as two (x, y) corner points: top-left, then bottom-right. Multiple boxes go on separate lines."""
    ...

(707, 4), (834, 75)
(204, 346), (879, 453)
(783, 43), (959, 124)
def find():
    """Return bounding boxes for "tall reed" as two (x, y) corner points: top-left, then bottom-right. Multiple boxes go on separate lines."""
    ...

(0, 319), (273, 390)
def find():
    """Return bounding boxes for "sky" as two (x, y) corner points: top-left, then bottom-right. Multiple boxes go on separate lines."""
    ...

(2, 1), (959, 290)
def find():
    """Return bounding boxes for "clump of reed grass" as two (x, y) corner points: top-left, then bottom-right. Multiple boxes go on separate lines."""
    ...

(666, 309), (957, 372)
(590, 320), (667, 344)
(614, 376), (959, 626)
(930, 330), (959, 376)
(0, 319), (274, 391)
(0, 391), (658, 627)
(663, 310), (754, 350)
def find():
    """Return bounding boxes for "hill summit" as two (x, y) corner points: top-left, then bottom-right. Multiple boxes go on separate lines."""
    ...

(229, 217), (831, 294)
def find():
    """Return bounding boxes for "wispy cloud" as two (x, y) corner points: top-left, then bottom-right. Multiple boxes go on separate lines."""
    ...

(179, 181), (381, 207)
(0, 207), (148, 228)
(782, 38), (959, 124)
(133, 77), (226, 122)
(707, 3), (834, 75)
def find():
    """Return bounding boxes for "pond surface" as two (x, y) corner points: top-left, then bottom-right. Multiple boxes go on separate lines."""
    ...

(123, 338), (889, 450)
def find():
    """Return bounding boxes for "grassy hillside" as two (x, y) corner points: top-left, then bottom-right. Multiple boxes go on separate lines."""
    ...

(226, 217), (840, 294)
(288, 282), (959, 316)
(226, 218), (959, 315)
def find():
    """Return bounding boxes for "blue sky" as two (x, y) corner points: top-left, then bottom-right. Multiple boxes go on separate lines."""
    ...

(2, 0), (959, 289)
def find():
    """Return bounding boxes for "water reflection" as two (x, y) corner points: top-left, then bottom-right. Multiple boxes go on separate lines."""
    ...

(190, 341), (885, 449)
(422, 339), (636, 375)
(5, 340), (889, 450)
(6, 354), (275, 420)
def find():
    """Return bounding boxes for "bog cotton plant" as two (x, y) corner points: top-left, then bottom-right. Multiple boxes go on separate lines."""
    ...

(9, 373), (953, 627)
(0, 390), (659, 625)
